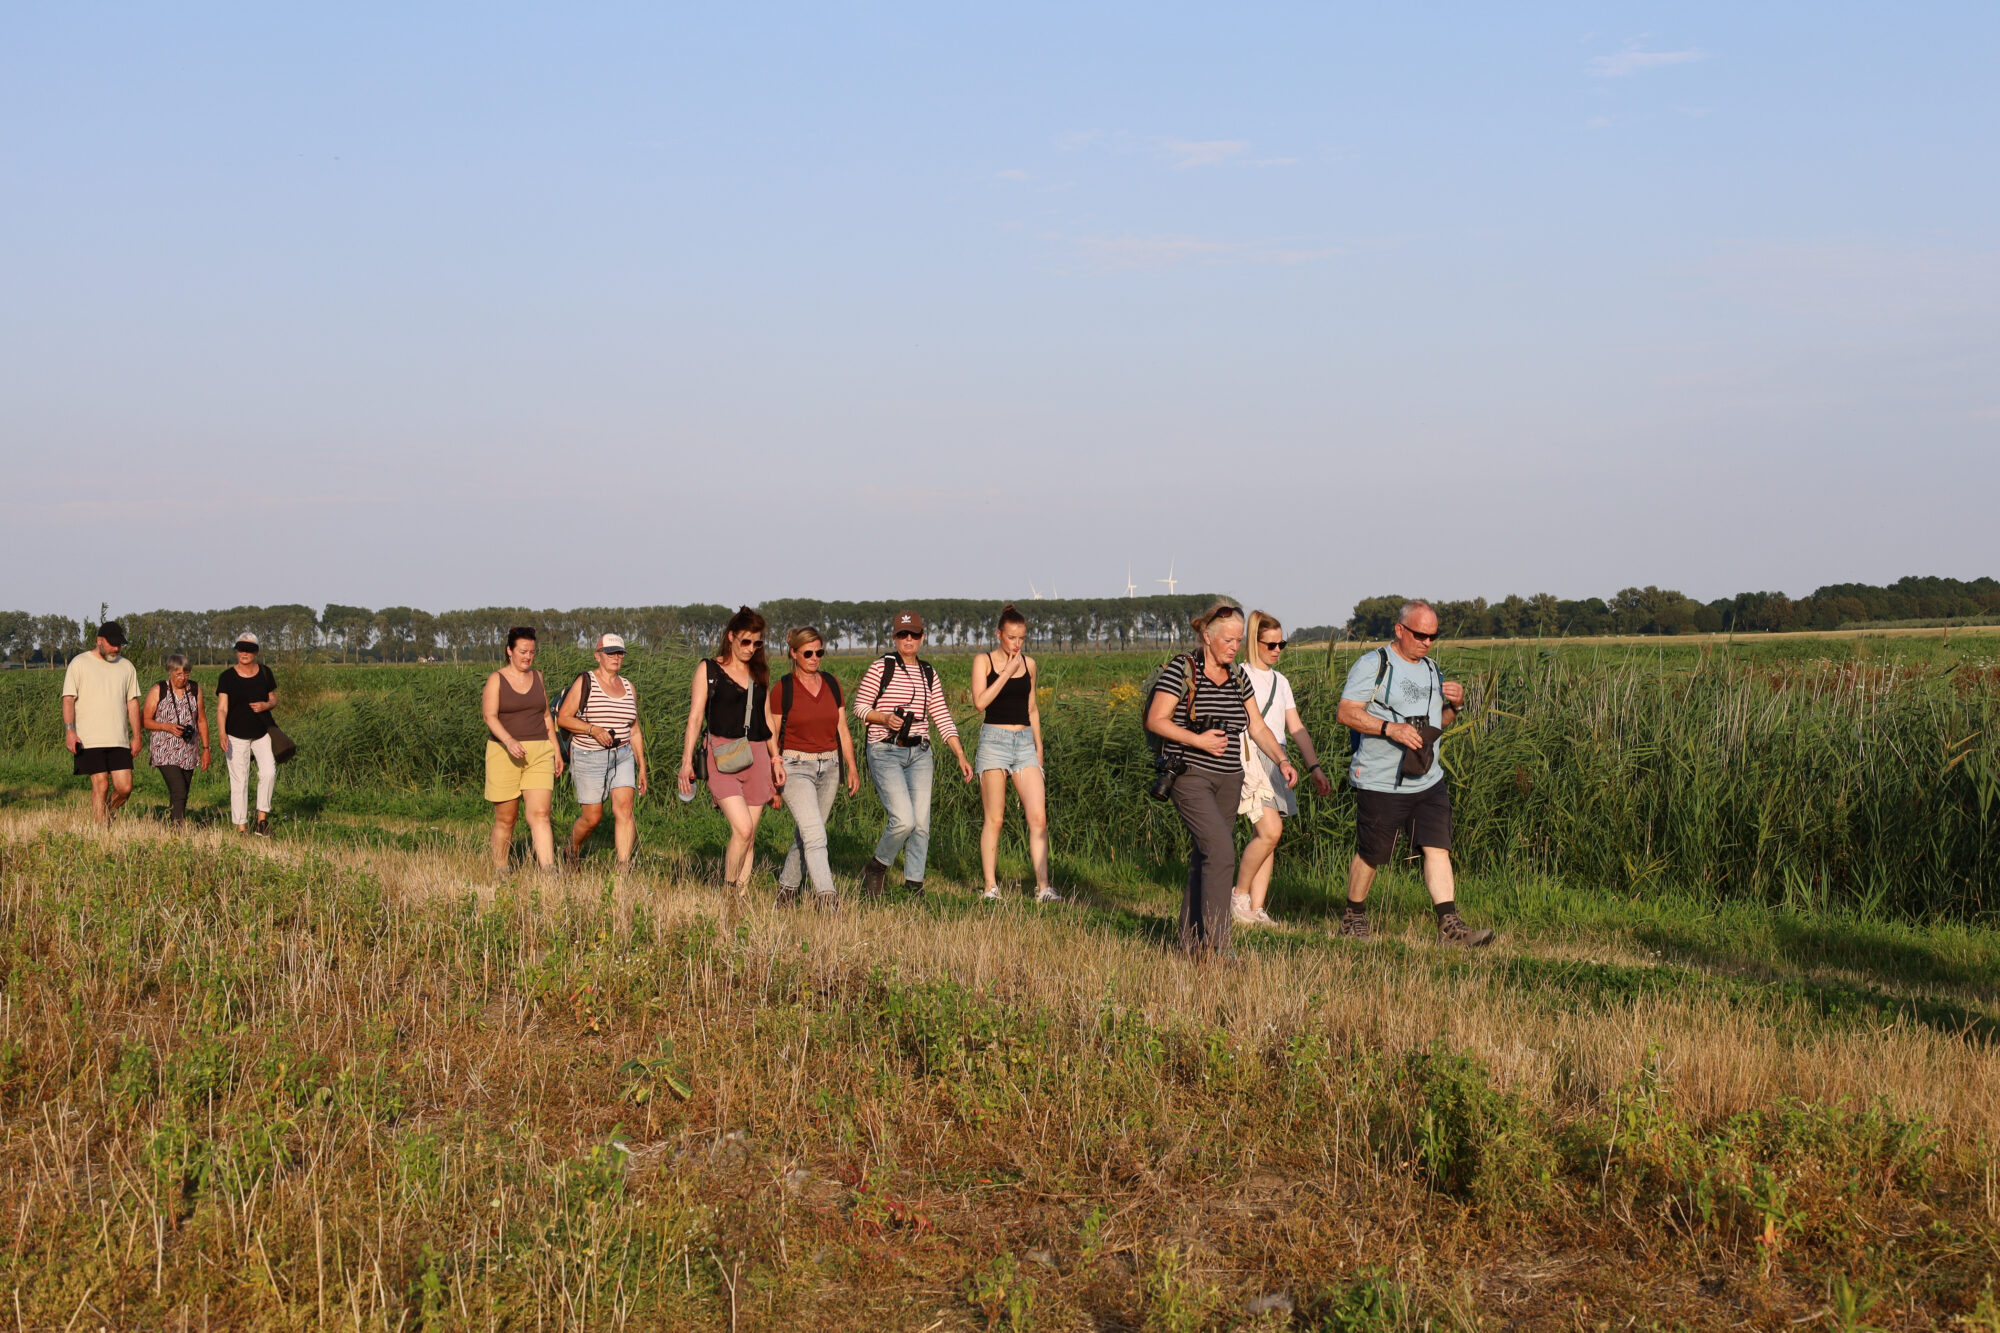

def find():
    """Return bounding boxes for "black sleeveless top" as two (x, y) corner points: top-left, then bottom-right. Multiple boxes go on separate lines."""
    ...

(705, 661), (772, 741)
(983, 661), (1032, 726)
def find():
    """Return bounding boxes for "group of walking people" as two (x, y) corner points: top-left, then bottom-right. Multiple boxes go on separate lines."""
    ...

(62, 597), (1494, 959)
(61, 621), (285, 835)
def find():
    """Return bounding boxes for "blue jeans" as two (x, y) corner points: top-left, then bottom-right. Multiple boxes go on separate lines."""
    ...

(867, 742), (934, 882)
(571, 744), (634, 805)
(779, 752), (842, 897)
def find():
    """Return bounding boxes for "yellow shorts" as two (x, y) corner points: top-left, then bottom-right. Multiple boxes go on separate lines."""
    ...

(485, 739), (557, 802)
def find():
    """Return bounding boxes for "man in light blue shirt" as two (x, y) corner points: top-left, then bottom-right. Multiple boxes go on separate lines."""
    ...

(1335, 600), (1493, 947)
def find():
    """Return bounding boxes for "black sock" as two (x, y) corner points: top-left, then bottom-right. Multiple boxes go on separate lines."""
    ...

(1432, 899), (1457, 921)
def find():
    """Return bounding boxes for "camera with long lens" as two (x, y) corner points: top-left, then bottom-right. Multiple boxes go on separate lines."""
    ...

(1148, 752), (1187, 801)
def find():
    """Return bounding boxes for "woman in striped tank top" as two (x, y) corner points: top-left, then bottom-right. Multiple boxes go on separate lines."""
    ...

(559, 633), (648, 870)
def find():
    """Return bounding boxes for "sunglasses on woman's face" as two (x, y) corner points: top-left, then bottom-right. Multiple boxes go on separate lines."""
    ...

(799, 648), (824, 659)
(894, 630), (921, 640)
(600, 648), (626, 657)
(741, 639), (764, 650)
(1261, 639), (1287, 651)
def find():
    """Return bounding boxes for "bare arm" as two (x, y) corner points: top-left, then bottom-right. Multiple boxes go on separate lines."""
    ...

(62, 693), (78, 752)
(127, 696), (142, 754)
(628, 720), (647, 795)
(540, 675), (565, 776)
(968, 650), (1020, 711)
(1244, 705), (1294, 783)
(837, 691), (859, 794)
(1337, 698), (1422, 750)
(482, 674), (526, 758)
(142, 685), (172, 733)
(677, 664), (708, 786)
(1146, 688), (1229, 757)
(1285, 705), (1332, 796)
(1026, 657), (1043, 760)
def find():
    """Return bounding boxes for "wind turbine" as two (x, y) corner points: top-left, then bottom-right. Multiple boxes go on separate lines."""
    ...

(1157, 558), (1179, 597)
(1124, 564), (1139, 598)
(1028, 581), (1042, 601)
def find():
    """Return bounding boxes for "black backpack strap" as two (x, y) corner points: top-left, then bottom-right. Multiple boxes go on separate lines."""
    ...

(779, 673), (794, 752)
(868, 655), (898, 710)
(828, 672), (844, 708)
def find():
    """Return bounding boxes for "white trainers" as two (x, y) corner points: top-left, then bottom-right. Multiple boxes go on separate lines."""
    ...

(1252, 908), (1275, 925)
(980, 886), (1003, 901)
(1231, 896), (1258, 925)
(1034, 886), (1061, 903)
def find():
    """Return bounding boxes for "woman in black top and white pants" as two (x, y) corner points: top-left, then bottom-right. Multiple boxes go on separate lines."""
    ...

(1145, 604), (1295, 956)
(971, 605), (1054, 901)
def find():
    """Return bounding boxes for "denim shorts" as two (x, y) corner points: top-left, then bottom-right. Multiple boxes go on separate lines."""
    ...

(975, 726), (1039, 774)
(570, 744), (635, 805)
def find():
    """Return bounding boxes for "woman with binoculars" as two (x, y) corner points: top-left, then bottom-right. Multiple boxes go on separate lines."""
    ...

(854, 608), (974, 899)
(1145, 602), (1294, 958)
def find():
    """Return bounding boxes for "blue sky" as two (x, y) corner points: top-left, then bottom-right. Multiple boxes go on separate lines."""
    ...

(6, 4), (1996, 624)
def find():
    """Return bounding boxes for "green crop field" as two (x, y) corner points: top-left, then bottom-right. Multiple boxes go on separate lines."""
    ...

(1, 633), (1997, 1328)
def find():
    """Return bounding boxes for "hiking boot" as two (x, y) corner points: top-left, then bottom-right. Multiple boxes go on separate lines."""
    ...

(1437, 911), (1495, 948)
(1337, 907), (1371, 940)
(903, 880), (925, 899)
(252, 813), (271, 838)
(775, 886), (803, 909)
(812, 891), (840, 915)
(861, 858), (888, 899)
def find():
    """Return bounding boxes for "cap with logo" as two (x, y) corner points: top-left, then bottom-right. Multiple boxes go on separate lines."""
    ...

(595, 633), (627, 652)
(97, 621), (127, 647)
(892, 610), (925, 635)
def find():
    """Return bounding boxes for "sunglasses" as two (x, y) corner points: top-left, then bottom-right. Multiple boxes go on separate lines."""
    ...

(894, 630), (922, 640)
(740, 639), (764, 650)
(599, 648), (626, 656)
(1398, 624), (1438, 643)
(799, 648), (825, 659)
(1261, 639), (1287, 651)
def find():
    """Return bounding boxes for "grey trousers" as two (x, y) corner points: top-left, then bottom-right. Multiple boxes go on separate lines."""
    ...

(1170, 766), (1242, 957)
(779, 752), (842, 897)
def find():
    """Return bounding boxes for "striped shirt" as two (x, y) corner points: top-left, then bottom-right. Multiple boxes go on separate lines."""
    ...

(570, 673), (637, 751)
(1151, 651), (1254, 776)
(852, 656), (959, 744)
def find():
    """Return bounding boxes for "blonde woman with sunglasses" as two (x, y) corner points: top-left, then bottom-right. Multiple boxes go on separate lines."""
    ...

(1233, 611), (1332, 925)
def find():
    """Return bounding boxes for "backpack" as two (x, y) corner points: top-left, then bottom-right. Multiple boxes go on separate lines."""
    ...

(552, 671), (593, 763)
(1349, 648), (1441, 785)
(777, 671), (845, 752)
(866, 655), (936, 715)
(1139, 651), (1235, 757)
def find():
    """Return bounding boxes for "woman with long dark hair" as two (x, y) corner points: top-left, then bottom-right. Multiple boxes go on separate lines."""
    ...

(678, 607), (783, 895)
(970, 604), (1054, 901)
(1144, 603), (1295, 957)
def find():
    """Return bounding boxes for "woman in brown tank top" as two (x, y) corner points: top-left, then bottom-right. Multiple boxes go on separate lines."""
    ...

(481, 627), (565, 872)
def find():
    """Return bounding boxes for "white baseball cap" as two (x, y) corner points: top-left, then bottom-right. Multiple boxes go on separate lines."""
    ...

(235, 631), (260, 649)
(595, 633), (627, 652)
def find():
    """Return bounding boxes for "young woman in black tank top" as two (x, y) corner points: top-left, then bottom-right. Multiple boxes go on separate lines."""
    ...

(969, 605), (1055, 901)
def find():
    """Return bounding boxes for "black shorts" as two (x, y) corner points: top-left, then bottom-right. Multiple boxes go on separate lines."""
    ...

(73, 746), (135, 776)
(1353, 782), (1451, 866)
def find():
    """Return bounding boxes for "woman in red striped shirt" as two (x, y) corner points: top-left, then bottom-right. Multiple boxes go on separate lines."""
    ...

(853, 609), (973, 898)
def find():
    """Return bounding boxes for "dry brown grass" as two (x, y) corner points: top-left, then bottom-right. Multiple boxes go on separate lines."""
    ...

(2, 808), (1996, 1330)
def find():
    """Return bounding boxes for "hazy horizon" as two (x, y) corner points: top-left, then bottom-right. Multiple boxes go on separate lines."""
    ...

(7, 4), (1996, 625)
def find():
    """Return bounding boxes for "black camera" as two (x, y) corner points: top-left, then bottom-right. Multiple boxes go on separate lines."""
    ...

(178, 724), (198, 743)
(1148, 753), (1187, 801)
(893, 708), (920, 747)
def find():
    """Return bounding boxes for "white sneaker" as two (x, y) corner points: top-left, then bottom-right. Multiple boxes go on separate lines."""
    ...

(1035, 886), (1061, 903)
(980, 886), (1003, 901)
(1231, 899), (1258, 925)
(1252, 908), (1275, 925)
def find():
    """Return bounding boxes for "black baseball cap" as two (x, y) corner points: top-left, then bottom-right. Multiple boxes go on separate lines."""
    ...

(97, 621), (127, 647)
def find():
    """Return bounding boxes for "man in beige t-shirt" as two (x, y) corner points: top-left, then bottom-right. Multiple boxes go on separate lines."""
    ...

(62, 621), (143, 822)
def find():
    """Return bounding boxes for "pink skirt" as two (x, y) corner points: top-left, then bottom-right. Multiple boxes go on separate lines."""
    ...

(706, 735), (775, 806)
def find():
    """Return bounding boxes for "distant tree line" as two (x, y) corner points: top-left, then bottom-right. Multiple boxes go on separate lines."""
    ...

(1344, 575), (2000, 640)
(0, 595), (1227, 666)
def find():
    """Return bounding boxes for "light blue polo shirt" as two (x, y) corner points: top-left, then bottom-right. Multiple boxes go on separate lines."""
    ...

(1342, 645), (1445, 794)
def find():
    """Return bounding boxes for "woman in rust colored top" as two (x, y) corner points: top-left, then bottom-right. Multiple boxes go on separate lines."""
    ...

(481, 627), (564, 873)
(765, 625), (859, 908)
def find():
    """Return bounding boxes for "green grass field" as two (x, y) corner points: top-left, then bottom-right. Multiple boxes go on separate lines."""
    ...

(1, 635), (1996, 1328)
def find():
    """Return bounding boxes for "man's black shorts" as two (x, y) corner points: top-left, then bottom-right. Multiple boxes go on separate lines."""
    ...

(1353, 782), (1451, 866)
(73, 746), (135, 776)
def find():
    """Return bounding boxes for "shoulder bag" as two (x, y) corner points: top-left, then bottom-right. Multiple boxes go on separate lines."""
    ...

(709, 665), (759, 776)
